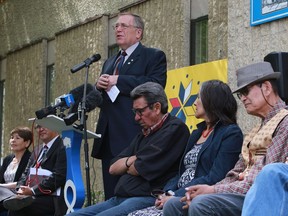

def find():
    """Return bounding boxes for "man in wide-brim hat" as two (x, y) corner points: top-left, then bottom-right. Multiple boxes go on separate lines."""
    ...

(233, 61), (280, 93)
(164, 61), (288, 216)
(233, 61), (281, 116)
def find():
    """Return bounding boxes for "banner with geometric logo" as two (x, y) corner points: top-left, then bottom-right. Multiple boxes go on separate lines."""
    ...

(165, 59), (227, 132)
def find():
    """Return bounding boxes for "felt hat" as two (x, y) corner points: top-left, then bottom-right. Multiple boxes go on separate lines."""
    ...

(233, 62), (281, 93)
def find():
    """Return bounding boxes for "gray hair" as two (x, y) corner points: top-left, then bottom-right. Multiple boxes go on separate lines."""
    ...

(130, 82), (168, 114)
(119, 12), (144, 40)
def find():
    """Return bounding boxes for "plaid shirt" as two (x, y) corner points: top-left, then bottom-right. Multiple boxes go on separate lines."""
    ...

(214, 99), (288, 194)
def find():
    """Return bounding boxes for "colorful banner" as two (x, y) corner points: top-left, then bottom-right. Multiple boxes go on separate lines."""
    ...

(165, 59), (227, 132)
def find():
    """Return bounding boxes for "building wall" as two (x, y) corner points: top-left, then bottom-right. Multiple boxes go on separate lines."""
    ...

(208, 0), (228, 62)
(0, 0), (136, 58)
(0, 0), (192, 68)
(3, 42), (47, 153)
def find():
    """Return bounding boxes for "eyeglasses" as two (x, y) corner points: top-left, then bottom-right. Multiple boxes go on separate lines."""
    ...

(236, 83), (262, 100)
(34, 125), (44, 130)
(132, 105), (150, 116)
(112, 23), (139, 30)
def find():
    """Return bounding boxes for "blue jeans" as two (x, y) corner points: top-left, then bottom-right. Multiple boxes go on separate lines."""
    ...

(67, 196), (155, 216)
(0, 211), (8, 216)
(242, 163), (288, 216)
(163, 193), (244, 216)
(163, 197), (186, 216)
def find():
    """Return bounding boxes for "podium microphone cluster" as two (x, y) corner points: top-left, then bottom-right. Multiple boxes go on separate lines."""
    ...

(70, 54), (101, 73)
(35, 83), (94, 119)
(35, 94), (75, 119)
(64, 88), (103, 125)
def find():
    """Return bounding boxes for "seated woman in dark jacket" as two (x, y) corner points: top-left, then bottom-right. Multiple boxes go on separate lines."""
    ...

(0, 126), (32, 215)
(128, 80), (243, 216)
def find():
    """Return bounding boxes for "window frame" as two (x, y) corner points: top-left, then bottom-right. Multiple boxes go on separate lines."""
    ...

(190, 15), (208, 65)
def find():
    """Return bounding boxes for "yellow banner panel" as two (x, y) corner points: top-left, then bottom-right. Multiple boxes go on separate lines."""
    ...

(165, 59), (227, 132)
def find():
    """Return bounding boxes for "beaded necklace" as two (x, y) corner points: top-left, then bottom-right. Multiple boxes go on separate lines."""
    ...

(201, 127), (214, 138)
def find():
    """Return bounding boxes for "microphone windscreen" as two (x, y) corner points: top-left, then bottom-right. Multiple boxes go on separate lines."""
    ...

(91, 54), (101, 63)
(35, 106), (56, 119)
(69, 83), (94, 113)
(86, 89), (103, 112)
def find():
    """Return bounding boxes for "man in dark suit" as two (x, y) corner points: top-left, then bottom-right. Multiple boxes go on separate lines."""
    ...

(91, 12), (167, 199)
(3, 125), (67, 216)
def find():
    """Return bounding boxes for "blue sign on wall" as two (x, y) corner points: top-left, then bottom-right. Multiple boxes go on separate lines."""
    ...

(251, 0), (288, 26)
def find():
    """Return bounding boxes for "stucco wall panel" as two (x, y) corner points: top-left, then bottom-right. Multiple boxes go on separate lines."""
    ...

(3, 42), (46, 152)
(126, 0), (187, 69)
(208, 0), (228, 61)
(0, 0), (137, 58)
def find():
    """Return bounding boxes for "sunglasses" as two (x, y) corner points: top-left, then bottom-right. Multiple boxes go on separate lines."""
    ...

(236, 83), (262, 100)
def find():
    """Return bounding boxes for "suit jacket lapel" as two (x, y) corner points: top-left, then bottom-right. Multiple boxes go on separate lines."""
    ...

(102, 54), (118, 75)
(120, 43), (142, 75)
(40, 136), (61, 165)
(103, 42), (143, 75)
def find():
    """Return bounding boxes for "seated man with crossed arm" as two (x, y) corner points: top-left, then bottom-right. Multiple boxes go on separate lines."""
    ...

(68, 82), (190, 216)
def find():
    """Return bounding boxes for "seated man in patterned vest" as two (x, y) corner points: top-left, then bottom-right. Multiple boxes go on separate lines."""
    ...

(163, 62), (288, 216)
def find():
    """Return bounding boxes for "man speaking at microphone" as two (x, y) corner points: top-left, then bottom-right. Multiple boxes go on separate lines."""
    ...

(91, 12), (167, 199)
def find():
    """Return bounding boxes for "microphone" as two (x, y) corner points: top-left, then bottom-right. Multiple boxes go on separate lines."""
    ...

(35, 106), (56, 120)
(70, 54), (101, 73)
(35, 94), (75, 119)
(54, 94), (75, 108)
(63, 89), (103, 125)
(86, 89), (103, 112)
(35, 83), (94, 119)
(68, 83), (94, 113)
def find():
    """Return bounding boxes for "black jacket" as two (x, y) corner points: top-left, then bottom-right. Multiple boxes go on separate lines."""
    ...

(0, 149), (31, 183)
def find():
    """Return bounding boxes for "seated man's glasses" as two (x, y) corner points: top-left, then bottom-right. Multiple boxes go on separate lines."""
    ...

(132, 105), (151, 116)
(236, 83), (262, 100)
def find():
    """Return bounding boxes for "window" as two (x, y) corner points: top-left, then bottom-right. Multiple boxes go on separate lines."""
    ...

(46, 64), (56, 106)
(190, 16), (208, 65)
(108, 44), (119, 58)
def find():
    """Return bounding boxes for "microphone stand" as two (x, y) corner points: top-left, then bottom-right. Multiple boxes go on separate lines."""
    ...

(79, 65), (92, 206)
